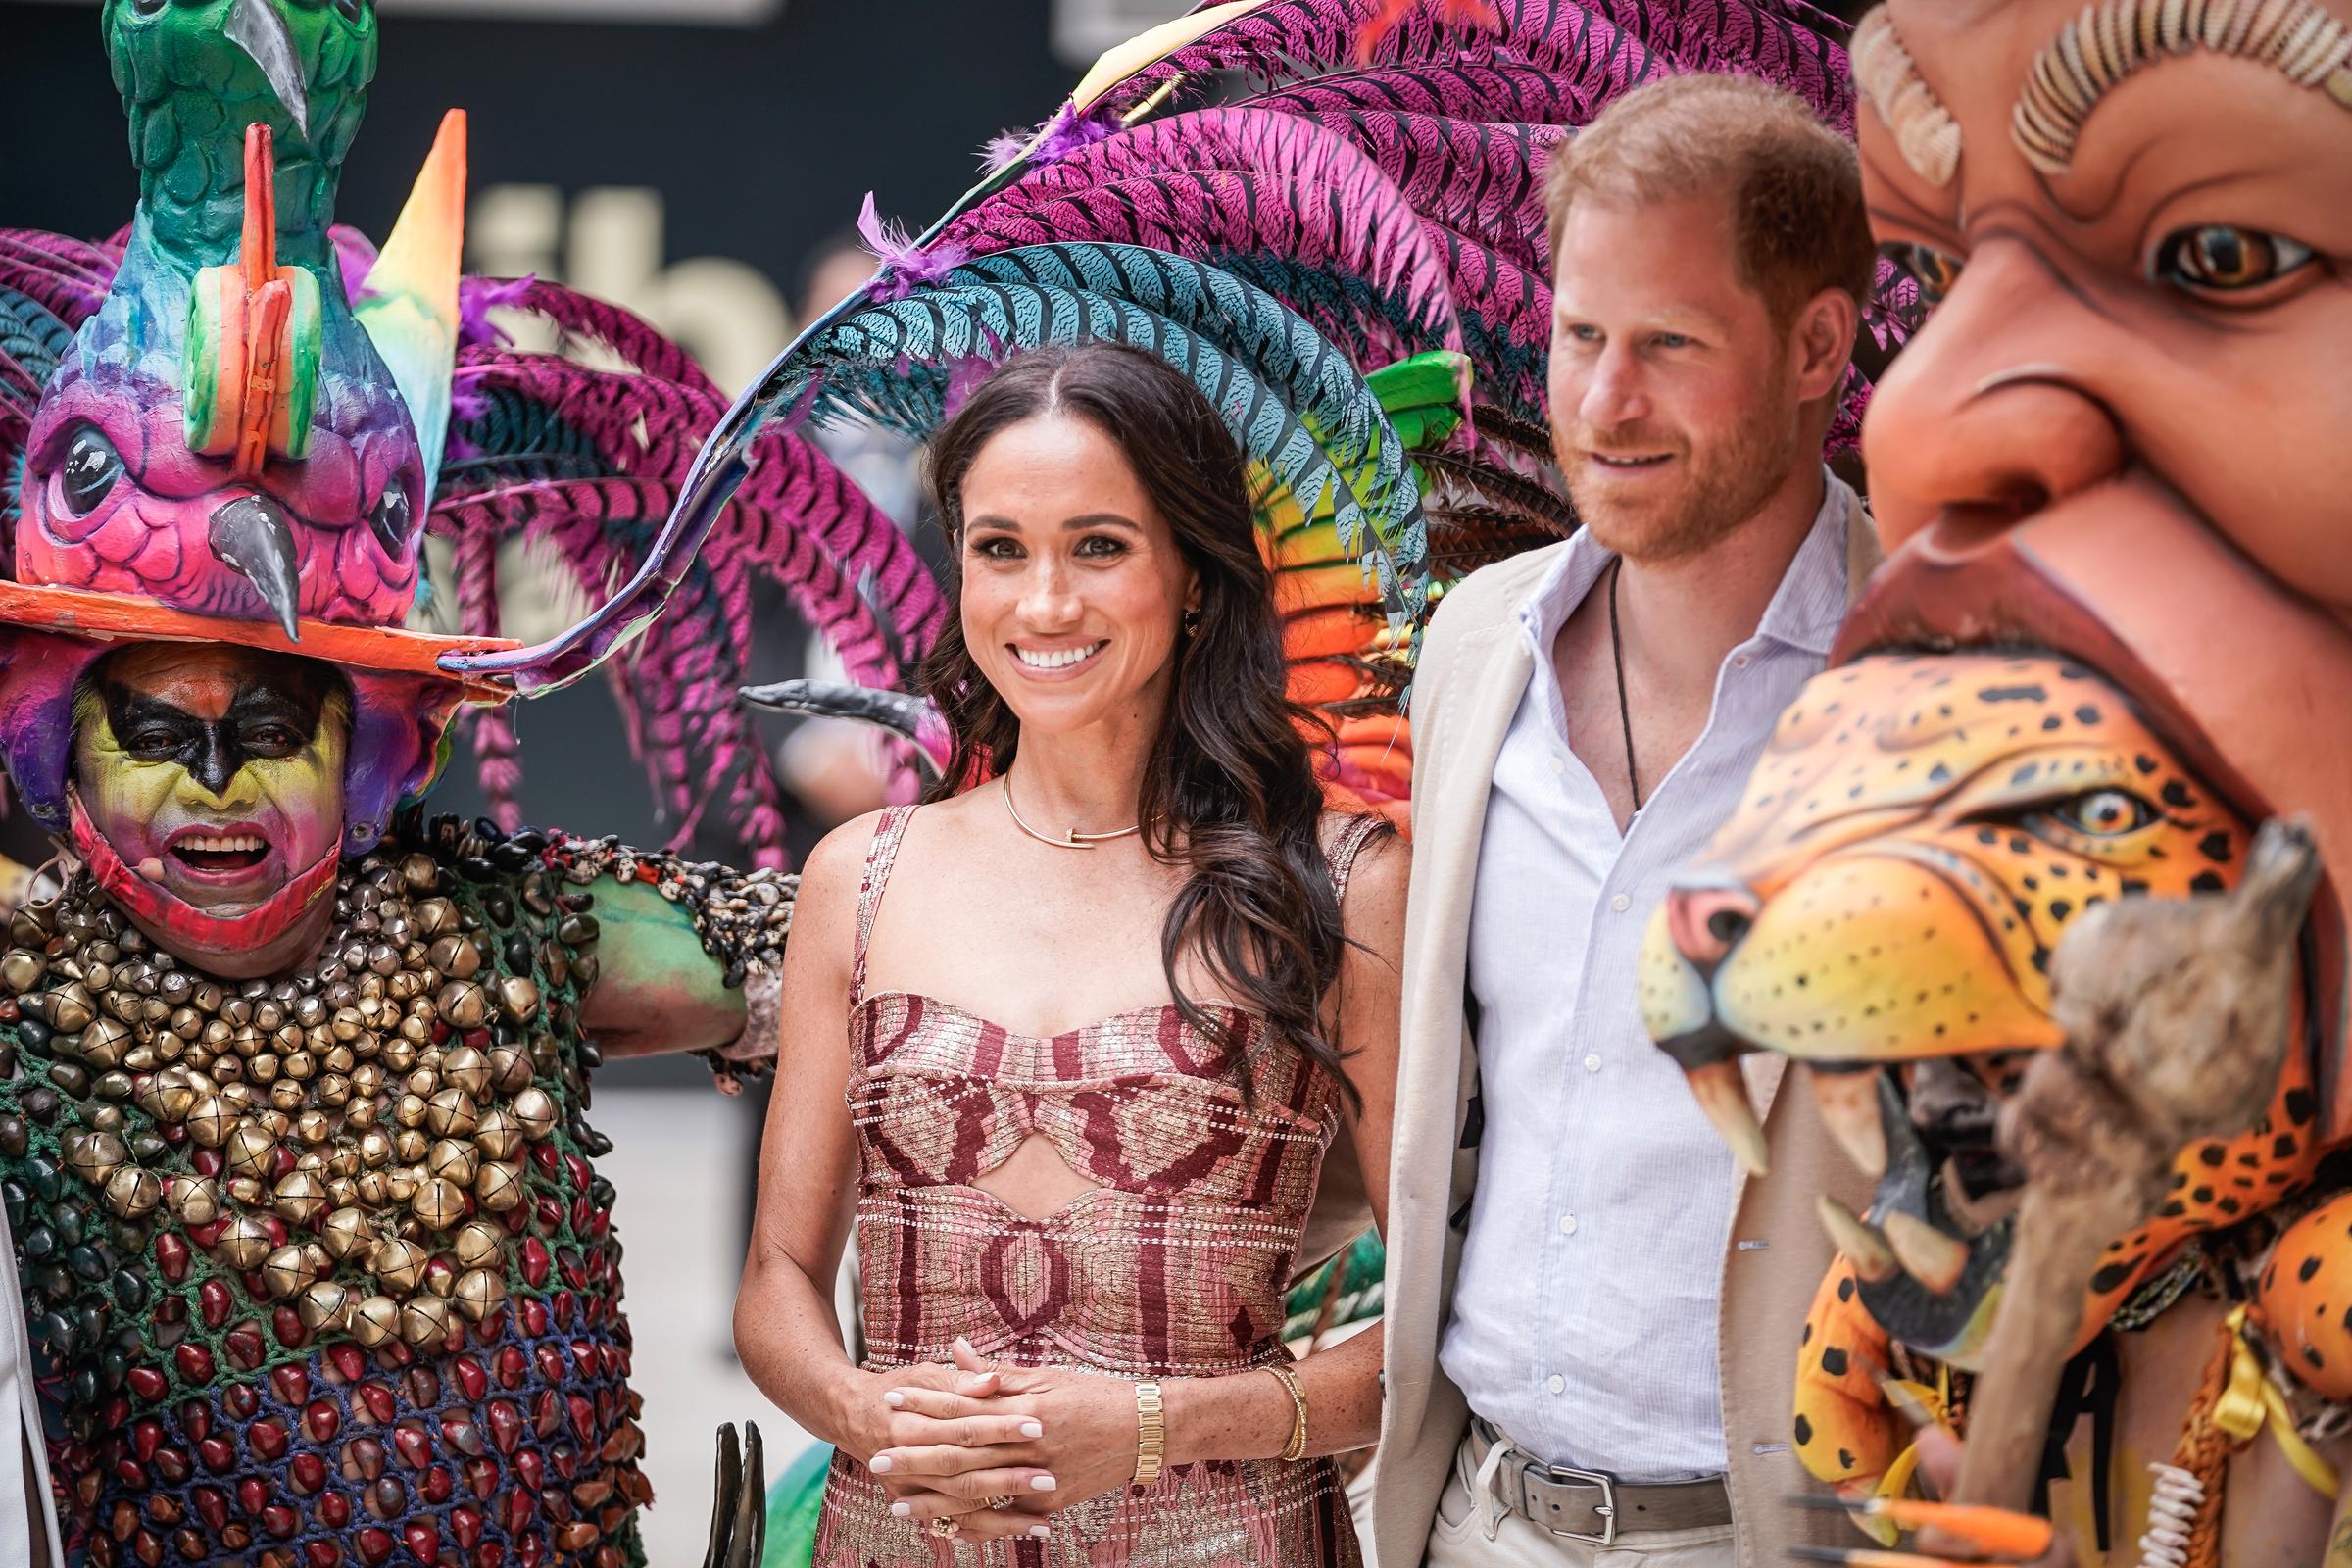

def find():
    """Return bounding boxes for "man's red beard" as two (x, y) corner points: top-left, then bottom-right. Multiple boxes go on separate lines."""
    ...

(1562, 399), (1807, 564)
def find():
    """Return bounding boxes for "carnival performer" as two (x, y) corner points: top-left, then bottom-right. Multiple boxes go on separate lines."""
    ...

(1376, 74), (1884, 1568)
(0, 2), (954, 1563)
(732, 343), (1406, 1564)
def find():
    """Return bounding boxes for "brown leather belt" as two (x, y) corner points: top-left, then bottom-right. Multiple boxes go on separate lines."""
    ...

(1467, 1417), (1733, 1544)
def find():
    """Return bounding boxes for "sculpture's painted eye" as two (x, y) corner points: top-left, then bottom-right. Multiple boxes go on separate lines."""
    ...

(131, 0), (166, 14)
(334, 0), (369, 22)
(368, 482), (414, 556)
(2154, 225), (2315, 298)
(58, 427), (124, 518)
(1882, 241), (1965, 307)
(2050, 789), (2156, 837)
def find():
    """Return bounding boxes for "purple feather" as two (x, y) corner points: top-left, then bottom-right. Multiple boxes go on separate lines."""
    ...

(858, 194), (970, 303)
(983, 100), (1123, 174)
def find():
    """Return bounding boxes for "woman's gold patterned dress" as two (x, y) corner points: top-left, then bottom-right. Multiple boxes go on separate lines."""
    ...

(811, 806), (1380, 1566)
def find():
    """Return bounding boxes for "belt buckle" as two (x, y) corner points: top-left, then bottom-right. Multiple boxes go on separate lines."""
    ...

(1525, 1462), (1616, 1545)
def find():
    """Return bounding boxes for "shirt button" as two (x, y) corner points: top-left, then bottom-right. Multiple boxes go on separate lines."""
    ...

(1551, 755), (1567, 776)
(1733, 654), (1751, 668)
(1558, 1213), (1578, 1236)
(1609, 893), (1631, 912)
(1546, 1375), (1566, 1396)
(1583, 1054), (1601, 1073)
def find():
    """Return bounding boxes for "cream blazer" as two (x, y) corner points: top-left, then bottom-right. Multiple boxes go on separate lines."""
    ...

(1373, 526), (1881, 1568)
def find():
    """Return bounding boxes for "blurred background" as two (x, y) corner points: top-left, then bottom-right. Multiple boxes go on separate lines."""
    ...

(0, 0), (1205, 1556)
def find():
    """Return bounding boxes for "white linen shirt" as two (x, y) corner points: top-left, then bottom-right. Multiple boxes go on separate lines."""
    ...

(1437, 472), (1859, 1483)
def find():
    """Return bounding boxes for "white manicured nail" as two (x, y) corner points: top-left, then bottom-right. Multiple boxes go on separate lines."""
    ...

(883, 1391), (905, 1408)
(870, 1454), (894, 1473)
(1029, 1525), (1052, 1539)
(1031, 1474), (1058, 1491)
(1020, 1421), (1043, 1439)
(889, 1501), (911, 1518)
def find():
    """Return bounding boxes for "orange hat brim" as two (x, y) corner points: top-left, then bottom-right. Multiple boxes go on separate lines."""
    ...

(0, 581), (517, 706)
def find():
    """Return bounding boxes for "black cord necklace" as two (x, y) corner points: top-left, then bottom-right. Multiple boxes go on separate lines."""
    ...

(1608, 557), (1642, 814)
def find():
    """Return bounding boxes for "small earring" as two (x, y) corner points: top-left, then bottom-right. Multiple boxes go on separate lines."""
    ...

(1182, 609), (1201, 635)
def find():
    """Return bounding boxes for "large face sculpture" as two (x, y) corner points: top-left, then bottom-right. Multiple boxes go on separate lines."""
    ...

(1852, 0), (2352, 619)
(70, 643), (350, 977)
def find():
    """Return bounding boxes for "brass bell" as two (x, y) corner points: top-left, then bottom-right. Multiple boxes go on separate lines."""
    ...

(76, 1015), (131, 1069)
(411, 1177), (468, 1231)
(0, 949), (44, 994)
(511, 1088), (559, 1142)
(46, 982), (95, 1033)
(358, 1128), (395, 1168)
(167, 1176), (220, 1226)
(441, 1046), (491, 1101)
(474, 1161), (525, 1213)
(425, 1088), (479, 1140)
(273, 1170), (329, 1226)
(428, 936), (482, 980)
(473, 1107), (522, 1161)
(216, 1214), (276, 1270)
(223, 1122), (280, 1182)
(350, 1295), (402, 1348)
(400, 855), (440, 892)
(486, 1045), (535, 1095)
(414, 895), (458, 934)
(355, 1170), (390, 1206)
(262, 1244), (318, 1299)
(399, 1296), (456, 1347)
(370, 1236), (428, 1295)
(395, 1128), (429, 1163)
(299, 1281), (354, 1333)
(321, 1206), (374, 1262)
(427, 1139), (480, 1187)
(386, 1166), (421, 1203)
(65, 1128), (128, 1186)
(295, 1110), (332, 1146)
(184, 1094), (234, 1148)
(453, 1219), (504, 1271)
(454, 1267), (508, 1323)
(393, 1092), (430, 1130)
(103, 1164), (162, 1220)
(436, 980), (490, 1031)
(497, 976), (541, 1025)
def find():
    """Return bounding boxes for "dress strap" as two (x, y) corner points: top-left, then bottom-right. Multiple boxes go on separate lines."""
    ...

(851, 806), (916, 1001)
(1326, 813), (1391, 905)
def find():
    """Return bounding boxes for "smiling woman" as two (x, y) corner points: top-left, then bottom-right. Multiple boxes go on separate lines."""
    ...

(734, 344), (1409, 1566)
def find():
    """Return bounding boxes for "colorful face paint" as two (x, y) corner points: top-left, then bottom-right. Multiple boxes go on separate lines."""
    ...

(70, 643), (348, 958)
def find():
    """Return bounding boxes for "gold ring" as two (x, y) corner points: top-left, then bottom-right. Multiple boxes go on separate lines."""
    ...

(928, 1516), (961, 1539)
(984, 1494), (1015, 1510)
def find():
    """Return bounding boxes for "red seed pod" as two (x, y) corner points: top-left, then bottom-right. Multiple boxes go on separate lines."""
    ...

(270, 1365), (310, 1405)
(125, 1367), (168, 1402)
(224, 1324), (268, 1370)
(289, 1452), (328, 1494)
(418, 1464), (454, 1505)
(453, 1355), (488, 1401)
(198, 1281), (232, 1329)
(221, 1384), (259, 1421)
(402, 1523), (441, 1564)
(358, 1382), (397, 1426)
(236, 1477), (270, 1515)
(249, 1418), (289, 1460)
(155, 1234), (191, 1283)
(354, 1527), (394, 1566)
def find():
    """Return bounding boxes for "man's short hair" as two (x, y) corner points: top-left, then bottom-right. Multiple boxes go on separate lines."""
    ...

(1545, 73), (1876, 329)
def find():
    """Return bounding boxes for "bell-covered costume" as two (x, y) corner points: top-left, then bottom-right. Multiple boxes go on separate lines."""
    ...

(0, 1), (920, 1563)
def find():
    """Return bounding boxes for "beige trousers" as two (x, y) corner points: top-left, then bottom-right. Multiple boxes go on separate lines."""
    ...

(1419, 1434), (1736, 1568)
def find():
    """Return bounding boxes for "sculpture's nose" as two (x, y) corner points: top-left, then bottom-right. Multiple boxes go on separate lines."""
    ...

(1664, 880), (1760, 970)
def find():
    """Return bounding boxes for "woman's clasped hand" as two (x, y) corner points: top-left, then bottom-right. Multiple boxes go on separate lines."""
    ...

(852, 1339), (1147, 1543)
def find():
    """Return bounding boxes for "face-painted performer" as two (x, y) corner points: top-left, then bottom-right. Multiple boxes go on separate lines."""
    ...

(0, 3), (954, 1563)
(1642, 2), (2352, 1563)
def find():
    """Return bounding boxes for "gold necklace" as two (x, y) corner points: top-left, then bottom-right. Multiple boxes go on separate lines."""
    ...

(1001, 776), (1140, 850)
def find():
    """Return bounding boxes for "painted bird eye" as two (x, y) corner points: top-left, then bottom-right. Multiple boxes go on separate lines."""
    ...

(368, 483), (414, 556)
(1882, 241), (1965, 307)
(2051, 789), (2155, 837)
(130, 0), (166, 14)
(58, 427), (124, 518)
(2153, 225), (2315, 299)
(334, 0), (370, 21)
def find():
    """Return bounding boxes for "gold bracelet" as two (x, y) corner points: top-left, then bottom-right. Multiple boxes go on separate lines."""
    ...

(1131, 1380), (1166, 1487)
(1259, 1360), (1308, 1462)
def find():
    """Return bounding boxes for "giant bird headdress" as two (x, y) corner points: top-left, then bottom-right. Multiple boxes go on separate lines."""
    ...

(441, 0), (1915, 825)
(1, 0), (944, 899)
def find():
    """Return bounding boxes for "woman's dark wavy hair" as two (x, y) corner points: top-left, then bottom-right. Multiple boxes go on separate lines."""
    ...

(917, 343), (1356, 1103)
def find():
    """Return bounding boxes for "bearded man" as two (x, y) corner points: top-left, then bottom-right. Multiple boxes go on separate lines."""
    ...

(1374, 74), (1882, 1568)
